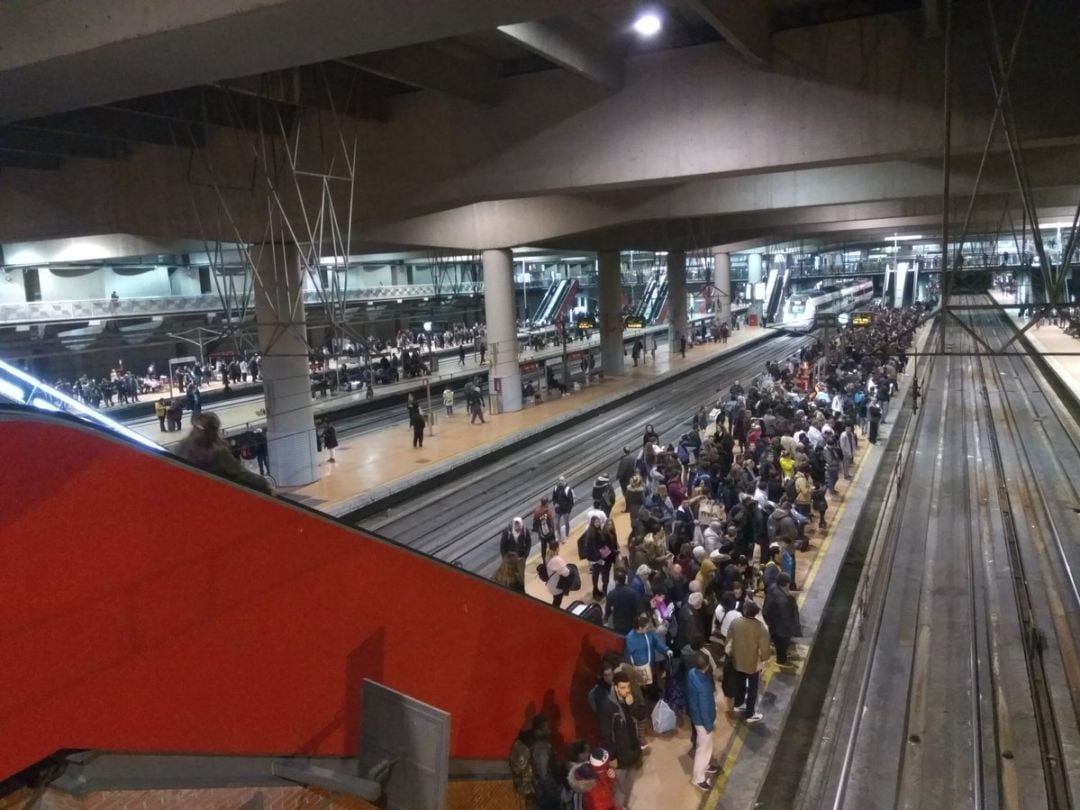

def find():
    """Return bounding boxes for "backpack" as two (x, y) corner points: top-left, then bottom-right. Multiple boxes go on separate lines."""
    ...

(509, 737), (536, 796)
(536, 562), (550, 582)
(535, 511), (554, 540)
(566, 564), (582, 592)
(578, 531), (597, 561)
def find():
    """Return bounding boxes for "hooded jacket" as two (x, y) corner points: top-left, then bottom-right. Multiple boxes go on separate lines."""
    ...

(597, 689), (642, 768)
(500, 518), (530, 559)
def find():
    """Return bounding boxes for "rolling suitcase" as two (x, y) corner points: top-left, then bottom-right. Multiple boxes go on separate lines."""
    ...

(568, 600), (604, 626)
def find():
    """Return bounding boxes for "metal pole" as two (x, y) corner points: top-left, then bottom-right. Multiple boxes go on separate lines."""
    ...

(939, 0), (953, 357)
(426, 376), (433, 436)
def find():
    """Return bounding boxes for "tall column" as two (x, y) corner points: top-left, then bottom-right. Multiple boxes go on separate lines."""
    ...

(747, 253), (763, 285)
(482, 248), (522, 413)
(254, 242), (319, 486)
(598, 250), (625, 376)
(712, 249), (731, 326)
(667, 250), (687, 354)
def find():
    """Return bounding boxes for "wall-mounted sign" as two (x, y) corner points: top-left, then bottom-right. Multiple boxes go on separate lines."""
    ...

(575, 319), (596, 330)
(851, 312), (873, 328)
(624, 317), (646, 329)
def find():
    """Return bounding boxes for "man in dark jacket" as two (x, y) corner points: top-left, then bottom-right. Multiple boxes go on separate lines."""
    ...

(598, 671), (642, 806)
(762, 572), (801, 665)
(552, 476), (575, 543)
(592, 475), (616, 517)
(615, 447), (636, 501)
(605, 569), (641, 635)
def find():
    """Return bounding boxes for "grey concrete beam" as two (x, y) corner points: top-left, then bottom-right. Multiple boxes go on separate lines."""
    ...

(680, 0), (771, 65)
(923, 0), (944, 37)
(344, 43), (499, 106)
(0, 0), (584, 122)
(497, 20), (623, 90)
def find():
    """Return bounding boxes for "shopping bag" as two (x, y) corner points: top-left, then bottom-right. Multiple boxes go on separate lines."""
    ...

(651, 698), (678, 735)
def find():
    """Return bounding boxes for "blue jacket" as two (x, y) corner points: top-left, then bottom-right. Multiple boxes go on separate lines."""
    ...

(686, 667), (716, 731)
(624, 629), (669, 666)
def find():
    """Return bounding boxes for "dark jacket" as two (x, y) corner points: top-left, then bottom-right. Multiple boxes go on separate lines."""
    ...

(598, 690), (641, 768)
(176, 437), (271, 494)
(500, 525), (530, 559)
(552, 484), (575, 515)
(763, 583), (802, 638)
(616, 454), (636, 486)
(674, 601), (706, 652)
(605, 583), (640, 635)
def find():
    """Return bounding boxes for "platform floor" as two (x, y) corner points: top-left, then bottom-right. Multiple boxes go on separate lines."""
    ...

(285, 327), (767, 513)
(989, 288), (1080, 401)
(127, 327), (695, 446)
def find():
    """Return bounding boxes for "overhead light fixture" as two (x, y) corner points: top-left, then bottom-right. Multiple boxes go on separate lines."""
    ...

(633, 11), (662, 36)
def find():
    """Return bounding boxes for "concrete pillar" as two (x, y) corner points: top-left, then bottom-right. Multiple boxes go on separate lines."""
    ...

(254, 242), (319, 486)
(747, 253), (763, 285)
(712, 249), (731, 326)
(667, 250), (687, 354)
(482, 248), (522, 413)
(598, 250), (625, 376)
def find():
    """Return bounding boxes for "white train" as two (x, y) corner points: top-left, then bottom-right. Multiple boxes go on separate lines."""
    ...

(779, 280), (875, 330)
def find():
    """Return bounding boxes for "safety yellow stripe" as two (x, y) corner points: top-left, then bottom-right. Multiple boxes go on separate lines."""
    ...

(703, 450), (870, 809)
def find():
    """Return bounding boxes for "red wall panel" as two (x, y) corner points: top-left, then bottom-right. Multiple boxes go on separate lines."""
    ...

(0, 415), (617, 780)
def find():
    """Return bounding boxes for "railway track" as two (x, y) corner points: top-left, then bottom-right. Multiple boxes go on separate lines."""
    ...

(800, 297), (1080, 809)
(359, 333), (813, 575)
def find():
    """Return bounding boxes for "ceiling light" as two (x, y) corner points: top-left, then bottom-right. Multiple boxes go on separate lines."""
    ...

(633, 12), (662, 36)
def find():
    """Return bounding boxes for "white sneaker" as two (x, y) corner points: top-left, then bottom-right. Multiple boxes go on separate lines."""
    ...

(733, 705), (745, 713)
(747, 713), (763, 724)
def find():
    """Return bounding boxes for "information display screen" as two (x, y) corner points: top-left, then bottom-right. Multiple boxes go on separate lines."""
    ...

(851, 312), (873, 328)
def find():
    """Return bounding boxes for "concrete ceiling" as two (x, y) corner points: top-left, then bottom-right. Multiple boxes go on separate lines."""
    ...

(0, 0), (1076, 260)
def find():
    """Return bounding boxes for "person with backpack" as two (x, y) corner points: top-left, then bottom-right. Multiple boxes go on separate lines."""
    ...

(544, 555), (580, 608)
(592, 475), (616, 517)
(552, 476), (575, 543)
(532, 497), (558, 561)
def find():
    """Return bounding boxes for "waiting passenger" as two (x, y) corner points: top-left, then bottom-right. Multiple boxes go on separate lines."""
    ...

(175, 412), (272, 495)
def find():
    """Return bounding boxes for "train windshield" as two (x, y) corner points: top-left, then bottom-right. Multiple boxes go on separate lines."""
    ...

(788, 297), (807, 315)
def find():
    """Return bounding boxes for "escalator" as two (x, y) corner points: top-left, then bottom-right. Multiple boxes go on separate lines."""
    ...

(636, 277), (668, 324)
(763, 267), (791, 324)
(531, 279), (566, 325)
(532, 279), (580, 326)
(0, 408), (616, 784)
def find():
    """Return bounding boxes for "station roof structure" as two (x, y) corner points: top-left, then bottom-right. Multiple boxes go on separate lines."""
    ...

(0, 0), (1077, 258)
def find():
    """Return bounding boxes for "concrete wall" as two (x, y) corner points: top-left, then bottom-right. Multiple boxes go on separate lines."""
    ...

(0, 271), (26, 303)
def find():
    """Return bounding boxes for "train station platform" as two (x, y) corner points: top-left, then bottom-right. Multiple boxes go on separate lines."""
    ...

(122, 320), (709, 447)
(284, 326), (771, 517)
(989, 288), (1080, 403)
(514, 323), (930, 809)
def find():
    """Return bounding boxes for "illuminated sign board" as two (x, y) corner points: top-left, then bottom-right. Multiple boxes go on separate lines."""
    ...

(575, 319), (596, 330)
(624, 317), (646, 329)
(851, 312), (873, 328)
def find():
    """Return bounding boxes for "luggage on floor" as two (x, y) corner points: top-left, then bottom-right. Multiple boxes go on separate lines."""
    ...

(568, 600), (604, 625)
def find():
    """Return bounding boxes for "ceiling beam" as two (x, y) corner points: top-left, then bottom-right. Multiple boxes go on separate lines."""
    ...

(0, 126), (131, 161)
(222, 64), (390, 120)
(680, 0), (771, 65)
(345, 43), (499, 105)
(0, 148), (62, 171)
(497, 20), (622, 90)
(16, 108), (208, 148)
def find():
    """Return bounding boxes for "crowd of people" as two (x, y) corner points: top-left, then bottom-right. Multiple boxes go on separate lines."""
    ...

(499, 304), (926, 808)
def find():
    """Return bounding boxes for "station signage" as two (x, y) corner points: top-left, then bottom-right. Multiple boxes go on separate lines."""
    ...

(851, 312), (873, 328)
(624, 317), (646, 329)
(519, 361), (541, 373)
(576, 318), (597, 330)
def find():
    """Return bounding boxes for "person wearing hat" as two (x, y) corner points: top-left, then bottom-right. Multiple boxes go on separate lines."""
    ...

(592, 474), (616, 517)
(545, 555), (579, 608)
(176, 412), (273, 494)
(579, 748), (621, 810)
